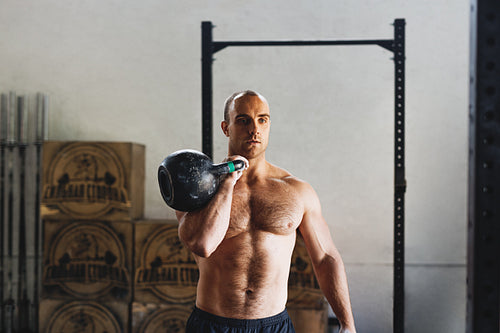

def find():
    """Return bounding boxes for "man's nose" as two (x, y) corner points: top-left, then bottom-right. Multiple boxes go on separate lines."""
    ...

(249, 120), (260, 135)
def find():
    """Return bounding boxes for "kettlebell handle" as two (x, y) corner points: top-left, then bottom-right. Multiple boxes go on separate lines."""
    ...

(212, 159), (246, 175)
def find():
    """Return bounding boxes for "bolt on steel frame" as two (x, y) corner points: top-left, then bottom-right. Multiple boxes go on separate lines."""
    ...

(201, 19), (406, 333)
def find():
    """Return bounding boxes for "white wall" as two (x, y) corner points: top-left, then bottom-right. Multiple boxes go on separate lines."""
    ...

(0, 1), (469, 332)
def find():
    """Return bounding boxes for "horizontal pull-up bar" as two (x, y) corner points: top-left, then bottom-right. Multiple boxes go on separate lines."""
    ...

(211, 39), (395, 53)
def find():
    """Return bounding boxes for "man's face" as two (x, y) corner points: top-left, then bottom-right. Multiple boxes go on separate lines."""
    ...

(221, 94), (271, 159)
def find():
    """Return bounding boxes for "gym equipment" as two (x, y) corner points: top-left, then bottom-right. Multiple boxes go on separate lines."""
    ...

(467, 1), (500, 331)
(0, 91), (48, 333)
(16, 96), (29, 332)
(200, 19), (406, 333)
(158, 149), (245, 212)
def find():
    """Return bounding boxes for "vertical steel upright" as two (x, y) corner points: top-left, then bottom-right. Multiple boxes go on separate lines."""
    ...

(32, 93), (47, 333)
(5, 93), (16, 333)
(0, 94), (6, 333)
(467, 0), (500, 332)
(202, 22), (214, 160)
(16, 96), (29, 333)
(393, 19), (406, 333)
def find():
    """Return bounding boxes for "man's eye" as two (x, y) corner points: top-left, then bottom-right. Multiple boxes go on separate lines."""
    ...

(259, 118), (268, 123)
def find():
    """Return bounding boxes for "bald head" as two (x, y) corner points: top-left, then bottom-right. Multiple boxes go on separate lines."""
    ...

(223, 90), (268, 123)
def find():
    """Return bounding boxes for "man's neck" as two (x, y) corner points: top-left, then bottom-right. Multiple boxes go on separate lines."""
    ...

(236, 152), (268, 183)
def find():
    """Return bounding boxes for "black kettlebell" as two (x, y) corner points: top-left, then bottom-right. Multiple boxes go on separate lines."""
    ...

(158, 149), (245, 212)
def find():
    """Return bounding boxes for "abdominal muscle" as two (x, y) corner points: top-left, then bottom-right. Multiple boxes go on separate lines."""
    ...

(194, 230), (297, 319)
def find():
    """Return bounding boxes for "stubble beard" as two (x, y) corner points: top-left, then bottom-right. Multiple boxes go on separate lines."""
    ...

(228, 141), (267, 161)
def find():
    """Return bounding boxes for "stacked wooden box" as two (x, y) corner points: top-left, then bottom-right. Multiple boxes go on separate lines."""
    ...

(40, 141), (327, 333)
(132, 221), (197, 332)
(287, 235), (328, 332)
(40, 141), (143, 333)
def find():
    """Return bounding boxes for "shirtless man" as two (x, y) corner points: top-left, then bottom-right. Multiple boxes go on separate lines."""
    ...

(176, 90), (356, 333)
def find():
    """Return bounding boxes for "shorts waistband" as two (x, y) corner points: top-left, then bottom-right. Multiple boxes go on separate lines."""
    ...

(192, 306), (290, 328)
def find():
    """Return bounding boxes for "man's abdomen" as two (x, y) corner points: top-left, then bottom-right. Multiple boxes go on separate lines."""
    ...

(195, 231), (296, 319)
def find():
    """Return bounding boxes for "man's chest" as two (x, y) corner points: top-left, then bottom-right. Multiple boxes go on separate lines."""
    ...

(227, 181), (303, 236)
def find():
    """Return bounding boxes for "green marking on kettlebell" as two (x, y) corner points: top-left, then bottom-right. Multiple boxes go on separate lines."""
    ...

(228, 161), (236, 173)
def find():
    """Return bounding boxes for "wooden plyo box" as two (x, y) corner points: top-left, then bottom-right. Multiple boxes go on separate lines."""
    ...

(39, 298), (129, 333)
(42, 220), (133, 302)
(132, 302), (193, 333)
(287, 235), (326, 309)
(288, 304), (328, 333)
(41, 141), (145, 221)
(133, 220), (198, 305)
(287, 235), (328, 333)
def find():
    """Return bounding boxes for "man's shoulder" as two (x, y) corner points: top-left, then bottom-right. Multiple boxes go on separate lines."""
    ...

(267, 163), (314, 193)
(265, 163), (321, 213)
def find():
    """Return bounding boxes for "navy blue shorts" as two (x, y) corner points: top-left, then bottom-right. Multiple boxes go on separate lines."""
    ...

(185, 306), (296, 333)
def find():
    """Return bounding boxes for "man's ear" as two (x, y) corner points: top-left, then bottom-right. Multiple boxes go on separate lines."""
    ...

(221, 120), (229, 137)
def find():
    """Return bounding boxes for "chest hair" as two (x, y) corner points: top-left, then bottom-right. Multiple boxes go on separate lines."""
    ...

(228, 180), (302, 237)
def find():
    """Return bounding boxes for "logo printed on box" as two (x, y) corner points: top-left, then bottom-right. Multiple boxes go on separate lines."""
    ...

(42, 143), (129, 219)
(135, 225), (198, 303)
(287, 237), (324, 307)
(137, 306), (191, 333)
(45, 301), (121, 333)
(44, 223), (130, 298)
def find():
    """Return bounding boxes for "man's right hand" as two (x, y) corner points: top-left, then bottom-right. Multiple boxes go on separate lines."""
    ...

(224, 155), (249, 185)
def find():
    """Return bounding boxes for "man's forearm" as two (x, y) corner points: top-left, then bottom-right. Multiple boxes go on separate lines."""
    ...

(314, 254), (356, 332)
(177, 178), (235, 257)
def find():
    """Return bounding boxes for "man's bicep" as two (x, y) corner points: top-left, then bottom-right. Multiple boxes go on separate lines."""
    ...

(299, 190), (340, 265)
